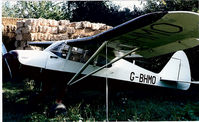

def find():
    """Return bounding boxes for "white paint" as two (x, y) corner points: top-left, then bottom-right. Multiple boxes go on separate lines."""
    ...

(17, 50), (49, 68)
(159, 51), (191, 90)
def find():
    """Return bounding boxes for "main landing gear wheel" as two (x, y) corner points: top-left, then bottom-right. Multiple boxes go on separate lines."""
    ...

(48, 103), (67, 117)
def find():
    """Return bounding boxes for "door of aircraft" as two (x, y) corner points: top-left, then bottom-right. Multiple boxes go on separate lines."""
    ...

(45, 42), (69, 72)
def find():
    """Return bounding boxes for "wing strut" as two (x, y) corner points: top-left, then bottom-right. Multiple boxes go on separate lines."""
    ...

(68, 47), (139, 86)
(67, 41), (108, 85)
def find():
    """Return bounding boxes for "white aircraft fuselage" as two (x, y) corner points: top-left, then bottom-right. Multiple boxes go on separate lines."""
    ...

(6, 40), (191, 91)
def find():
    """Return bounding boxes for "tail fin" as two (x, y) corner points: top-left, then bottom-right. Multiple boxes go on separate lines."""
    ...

(159, 51), (191, 90)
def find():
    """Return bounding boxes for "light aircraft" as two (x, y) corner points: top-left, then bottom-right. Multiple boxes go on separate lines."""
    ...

(3, 11), (199, 114)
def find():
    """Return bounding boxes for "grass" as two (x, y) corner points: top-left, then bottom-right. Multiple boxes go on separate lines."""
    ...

(3, 80), (199, 121)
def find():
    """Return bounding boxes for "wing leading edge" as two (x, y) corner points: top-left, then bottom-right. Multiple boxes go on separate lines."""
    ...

(66, 11), (199, 58)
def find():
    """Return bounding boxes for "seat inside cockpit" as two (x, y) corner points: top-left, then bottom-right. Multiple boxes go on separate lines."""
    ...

(50, 42), (111, 67)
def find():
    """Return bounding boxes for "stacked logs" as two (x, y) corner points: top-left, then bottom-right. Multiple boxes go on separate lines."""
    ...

(15, 18), (113, 42)
(2, 24), (17, 39)
(2, 17), (113, 50)
(2, 17), (23, 39)
(16, 19), (69, 41)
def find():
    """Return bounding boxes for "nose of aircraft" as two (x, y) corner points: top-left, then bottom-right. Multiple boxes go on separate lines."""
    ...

(4, 50), (18, 59)
(3, 50), (21, 81)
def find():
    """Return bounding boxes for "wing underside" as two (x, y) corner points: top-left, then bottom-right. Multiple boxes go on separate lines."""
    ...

(67, 11), (199, 58)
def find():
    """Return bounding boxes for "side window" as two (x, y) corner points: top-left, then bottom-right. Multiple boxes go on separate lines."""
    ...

(68, 47), (111, 67)
(50, 43), (112, 67)
(69, 47), (88, 62)
(50, 42), (69, 58)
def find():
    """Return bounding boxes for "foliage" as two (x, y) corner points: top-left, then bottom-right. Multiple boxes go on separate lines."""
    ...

(67, 103), (83, 121)
(143, 0), (199, 13)
(64, 1), (143, 26)
(2, 2), (15, 17)
(2, 1), (66, 20)
(2, 1), (143, 26)
(2, 1), (198, 25)
(3, 80), (199, 121)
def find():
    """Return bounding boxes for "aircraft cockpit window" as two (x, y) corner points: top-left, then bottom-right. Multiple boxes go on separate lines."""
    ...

(69, 47), (89, 62)
(50, 42), (69, 58)
(68, 47), (111, 67)
(50, 43), (111, 67)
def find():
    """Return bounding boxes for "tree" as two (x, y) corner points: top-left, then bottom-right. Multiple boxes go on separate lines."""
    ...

(62, 1), (143, 26)
(2, 1), (144, 26)
(143, 0), (199, 13)
(2, 1), (66, 20)
(2, 1), (16, 17)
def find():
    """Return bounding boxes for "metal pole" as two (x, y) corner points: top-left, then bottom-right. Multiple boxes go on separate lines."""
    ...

(67, 41), (108, 85)
(66, 46), (72, 60)
(106, 79), (108, 121)
(105, 42), (108, 121)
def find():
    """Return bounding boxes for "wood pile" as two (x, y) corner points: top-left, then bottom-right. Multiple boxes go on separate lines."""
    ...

(2, 24), (17, 39)
(2, 17), (24, 25)
(2, 17), (113, 50)
(15, 18), (113, 42)
(2, 17), (24, 39)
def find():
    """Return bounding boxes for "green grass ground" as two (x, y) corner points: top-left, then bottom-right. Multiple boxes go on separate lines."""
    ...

(3, 80), (199, 121)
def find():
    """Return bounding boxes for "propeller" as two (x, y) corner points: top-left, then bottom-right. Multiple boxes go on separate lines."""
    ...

(2, 43), (12, 79)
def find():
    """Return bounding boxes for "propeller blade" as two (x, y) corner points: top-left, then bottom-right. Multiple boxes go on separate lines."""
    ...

(2, 43), (12, 79)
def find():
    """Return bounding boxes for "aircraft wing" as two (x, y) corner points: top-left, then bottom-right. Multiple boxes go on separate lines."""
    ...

(67, 11), (199, 58)
(28, 41), (55, 48)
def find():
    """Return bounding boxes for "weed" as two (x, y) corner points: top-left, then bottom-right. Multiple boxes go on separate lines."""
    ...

(3, 81), (199, 121)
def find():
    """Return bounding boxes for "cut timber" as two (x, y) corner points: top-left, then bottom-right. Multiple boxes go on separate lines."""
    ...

(58, 26), (67, 33)
(59, 20), (70, 26)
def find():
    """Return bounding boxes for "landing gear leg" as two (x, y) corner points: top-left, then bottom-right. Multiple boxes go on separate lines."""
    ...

(48, 83), (68, 117)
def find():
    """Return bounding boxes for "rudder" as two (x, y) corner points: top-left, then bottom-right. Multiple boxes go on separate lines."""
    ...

(159, 51), (191, 90)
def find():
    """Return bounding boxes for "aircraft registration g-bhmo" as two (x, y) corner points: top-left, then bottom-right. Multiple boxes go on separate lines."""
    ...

(4, 11), (199, 92)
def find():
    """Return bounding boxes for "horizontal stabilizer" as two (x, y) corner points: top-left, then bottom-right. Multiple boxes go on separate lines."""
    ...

(161, 79), (199, 84)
